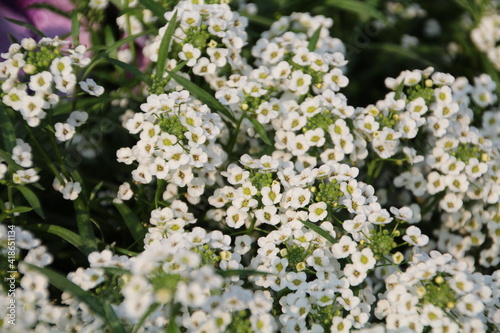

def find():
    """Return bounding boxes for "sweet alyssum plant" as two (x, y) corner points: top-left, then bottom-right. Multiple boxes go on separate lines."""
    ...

(0, 0), (499, 332)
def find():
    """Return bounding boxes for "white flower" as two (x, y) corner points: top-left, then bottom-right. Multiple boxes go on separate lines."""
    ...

(54, 122), (76, 142)
(456, 293), (484, 316)
(288, 70), (311, 95)
(114, 182), (134, 203)
(61, 181), (82, 200)
(403, 226), (429, 246)
(225, 206), (248, 228)
(351, 248), (376, 271)
(179, 43), (201, 67)
(308, 202), (328, 222)
(192, 57), (216, 76)
(79, 78), (104, 96)
(67, 111), (88, 127)
(29, 71), (53, 92)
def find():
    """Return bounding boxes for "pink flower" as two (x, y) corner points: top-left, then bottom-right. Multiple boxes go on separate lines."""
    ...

(0, 0), (90, 52)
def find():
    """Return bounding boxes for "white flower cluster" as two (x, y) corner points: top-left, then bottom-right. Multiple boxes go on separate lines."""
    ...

(471, 13), (500, 70)
(376, 69), (500, 268)
(37, 212), (280, 332)
(144, 0), (249, 78)
(0, 225), (56, 331)
(205, 154), (418, 331)
(2, 139), (40, 185)
(0, 37), (102, 127)
(117, 90), (226, 202)
(375, 250), (500, 332)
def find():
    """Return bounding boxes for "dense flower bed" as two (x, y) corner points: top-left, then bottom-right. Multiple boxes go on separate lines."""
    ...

(0, 0), (499, 332)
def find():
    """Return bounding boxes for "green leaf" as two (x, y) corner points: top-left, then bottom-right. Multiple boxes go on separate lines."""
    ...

(113, 202), (147, 243)
(102, 55), (148, 82)
(89, 181), (104, 202)
(156, 10), (178, 83)
(216, 269), (271, 278)
(81, 29), (154, 79)
(0, 106), (16, 152)
(71, 11), (80, 46)
(9, 206), (33, 214)
(246, 116), (272, 146)
(166, 303), (182, 333)
(0, 149), (21, 171)
(139, 0), (167, 24)
(100, 266), (131, 275)
(24, 223), (84, 253)
(25, 264), (126, 333)
(166, 70), (236, 123)
(27, 3), (71, 18)
(15, 185), (45, 219)
(4, 17), (46, 37)
(307, 26), (322, 52)
(132, 303), (161, 333)
(74, 197), (98, 255)
(325, 0), (386, 22)
(299, 220), (337, 244)
(103, 302), (126, 333)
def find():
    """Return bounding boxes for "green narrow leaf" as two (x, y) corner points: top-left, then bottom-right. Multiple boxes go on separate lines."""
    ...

(166, 70), (236, 123)
(72, 11), (80, 46)
(113, 202), (147, 243)
(0, 149), (21, 171)
(27, 3), (71, 18)
(9, 206), (33, 214)
(15, 185), (45, 219)
(100, 266), (130, 275)
(81, 29), (154, 79)
(132, 303), (161, 333)
(103, 303), (127, 333)
(89, 181), (104, 202)
(4, 17), (46, 37)
(216, 269), (271, 278)
(74, 197), (98, 255)
(139, 0), (167, 24)
(299, 220), (337, 244)
(246, 116), (272, 146)
(156, 10), (178, 83)
(24, 223), (84, 253)
(394, 80), (405, 100)
(25, 264), (126, 333)
(166, 303), (182, 333)
(307, 26), (322, 52)
(0, 106), (16, 152)
(325, 0), (386, 22)
(102, 55), (148, 82)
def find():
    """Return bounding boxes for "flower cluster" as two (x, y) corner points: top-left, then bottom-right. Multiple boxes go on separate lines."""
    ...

(375, 250), (500, 332)
(0, 37), (102, 127)
(375, 69), (500, 269)
(144, 0), (249, 90)
(471, 13), (500, 71)
(117, 89), (226, 203)
(0, 225), (55, 331)
(2, 0), (500, 332)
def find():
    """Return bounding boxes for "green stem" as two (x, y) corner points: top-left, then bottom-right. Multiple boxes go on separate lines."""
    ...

(226, 112), (245, 156)
(7, 185), (15, 223)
